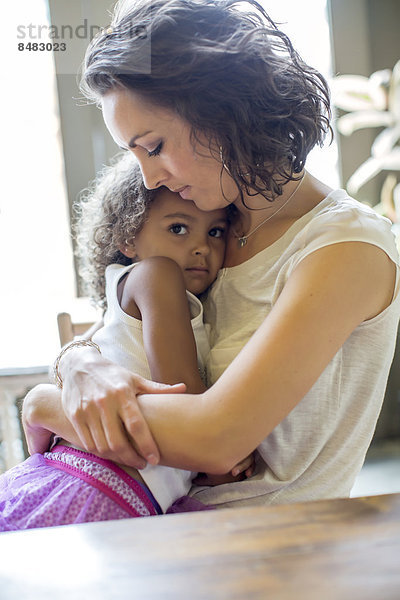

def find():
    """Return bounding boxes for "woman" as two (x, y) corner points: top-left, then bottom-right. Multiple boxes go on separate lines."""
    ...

(25, 0), (400, 509)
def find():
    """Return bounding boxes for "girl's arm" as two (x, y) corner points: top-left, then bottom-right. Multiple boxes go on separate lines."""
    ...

(122, 256), (207, 394)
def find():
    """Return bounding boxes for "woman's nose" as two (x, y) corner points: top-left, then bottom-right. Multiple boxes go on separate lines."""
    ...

(140, 161), (169, 190)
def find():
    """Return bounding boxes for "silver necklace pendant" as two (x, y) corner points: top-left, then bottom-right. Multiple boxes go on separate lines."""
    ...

(234, 173), (305, 250)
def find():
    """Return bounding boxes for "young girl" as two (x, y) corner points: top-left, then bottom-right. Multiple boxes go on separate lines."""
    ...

(0, 154), (250, 530)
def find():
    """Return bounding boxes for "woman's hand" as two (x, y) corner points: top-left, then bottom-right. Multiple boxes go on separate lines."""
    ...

(22, 388), (53, 455)
(192, 453), (256, 486)
(60, 347), (186, 468)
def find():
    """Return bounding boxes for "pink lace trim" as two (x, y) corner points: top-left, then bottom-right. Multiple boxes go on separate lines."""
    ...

(44, 446), (158, 517)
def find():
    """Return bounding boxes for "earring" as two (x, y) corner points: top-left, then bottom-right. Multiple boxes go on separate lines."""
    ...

(219, 146), (231, 175)
(124, 237), (135, 247)
(121, 238), (136, 257)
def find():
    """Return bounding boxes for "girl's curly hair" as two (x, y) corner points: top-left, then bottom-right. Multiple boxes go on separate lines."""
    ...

(80, 0), (332, 202)
(74, 153), (156, 308)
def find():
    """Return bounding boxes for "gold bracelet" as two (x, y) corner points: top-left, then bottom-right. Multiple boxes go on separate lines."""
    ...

(53, 339), (101, 389)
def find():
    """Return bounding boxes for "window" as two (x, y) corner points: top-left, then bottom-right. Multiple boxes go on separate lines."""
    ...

(261, 0), (339, 189)
(1, 0), (76, 368)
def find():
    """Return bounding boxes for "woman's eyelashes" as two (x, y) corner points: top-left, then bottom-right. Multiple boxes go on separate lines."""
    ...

(147, 142), (163, 157)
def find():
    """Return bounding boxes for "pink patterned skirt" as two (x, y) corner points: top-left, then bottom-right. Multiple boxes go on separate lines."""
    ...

(0, 445), (161, 532)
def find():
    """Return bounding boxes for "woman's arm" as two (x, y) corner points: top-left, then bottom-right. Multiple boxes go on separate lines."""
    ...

(134, 241), (396, 473)
(23, 382), (164, 468)
(22, 384), (82, 454)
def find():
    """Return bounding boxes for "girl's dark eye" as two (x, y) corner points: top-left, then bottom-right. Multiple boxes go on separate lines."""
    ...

(169, 224), (188, 235)
(147, 142), (163, 157)
(209, 227), (225, 238)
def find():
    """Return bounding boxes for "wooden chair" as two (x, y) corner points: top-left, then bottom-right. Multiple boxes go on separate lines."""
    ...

(57, 312), (94, 346)
(57, 298), (102, 346)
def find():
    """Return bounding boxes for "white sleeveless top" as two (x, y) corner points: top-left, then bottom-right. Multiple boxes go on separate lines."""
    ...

(93, 263), (210, 512)
(189, 190), (400, 508)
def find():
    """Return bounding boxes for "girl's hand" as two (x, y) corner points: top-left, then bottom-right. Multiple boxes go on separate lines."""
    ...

(192, 453), (256, 486)
(60, 348), (185, 468)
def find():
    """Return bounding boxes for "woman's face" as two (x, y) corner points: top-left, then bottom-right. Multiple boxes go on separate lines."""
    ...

(101, 88), (239, 212)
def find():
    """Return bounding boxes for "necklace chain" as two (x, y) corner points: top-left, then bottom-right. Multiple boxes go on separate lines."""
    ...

(235, 175), (305, 248)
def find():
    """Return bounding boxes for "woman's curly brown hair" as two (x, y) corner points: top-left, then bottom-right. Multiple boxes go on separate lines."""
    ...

(80, 0), (332, 203)
(74, 153), (156, 308)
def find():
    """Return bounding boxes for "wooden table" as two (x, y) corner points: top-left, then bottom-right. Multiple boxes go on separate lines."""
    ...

(1, 493), (399, 599)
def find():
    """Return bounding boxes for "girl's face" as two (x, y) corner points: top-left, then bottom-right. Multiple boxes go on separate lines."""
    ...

(124, 188), (227, 295)
(101, 88), (239, 212)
